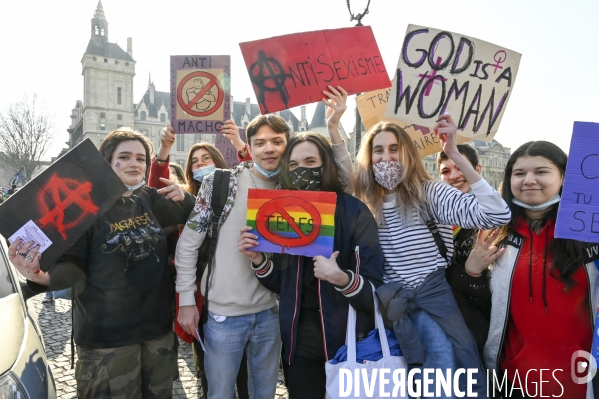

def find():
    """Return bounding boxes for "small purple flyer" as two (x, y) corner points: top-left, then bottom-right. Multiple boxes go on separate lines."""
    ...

(170, 55), (231, 134)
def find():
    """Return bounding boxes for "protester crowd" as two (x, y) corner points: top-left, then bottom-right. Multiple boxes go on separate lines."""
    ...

(6, 84), (598, 399)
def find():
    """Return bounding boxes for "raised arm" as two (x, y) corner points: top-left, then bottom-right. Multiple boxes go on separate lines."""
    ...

(323, 85), (354, 194)
(221, 119), (252, 162)
(427, 181), (511, 229)
(149, 124), (175, 189)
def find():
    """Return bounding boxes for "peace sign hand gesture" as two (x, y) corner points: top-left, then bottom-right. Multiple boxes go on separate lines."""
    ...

(465, 230), (505, 277)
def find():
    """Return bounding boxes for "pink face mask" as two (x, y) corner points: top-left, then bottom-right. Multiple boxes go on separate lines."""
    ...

(373, 161), (404, 190)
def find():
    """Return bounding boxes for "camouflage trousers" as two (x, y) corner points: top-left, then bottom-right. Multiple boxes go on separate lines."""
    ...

(75, 330), (176, 399)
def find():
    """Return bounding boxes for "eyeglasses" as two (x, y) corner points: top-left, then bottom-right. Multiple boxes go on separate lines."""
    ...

(192, 154), (213, 165)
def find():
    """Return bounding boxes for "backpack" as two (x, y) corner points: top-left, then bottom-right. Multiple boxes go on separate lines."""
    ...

(174, 168), (231, 341)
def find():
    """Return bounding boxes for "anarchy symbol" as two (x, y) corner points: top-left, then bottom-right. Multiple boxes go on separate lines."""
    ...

(37, 174), (99, 240)
(248, 51), (292, 113)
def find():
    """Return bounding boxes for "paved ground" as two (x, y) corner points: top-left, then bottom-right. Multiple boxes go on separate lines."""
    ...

(28, 295), (289, 398)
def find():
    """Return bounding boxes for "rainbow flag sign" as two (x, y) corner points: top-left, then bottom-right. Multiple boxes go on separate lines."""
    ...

(246, 189), (336, 257)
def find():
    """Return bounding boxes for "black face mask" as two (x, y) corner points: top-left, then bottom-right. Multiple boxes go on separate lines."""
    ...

(289, 166), (322, 191)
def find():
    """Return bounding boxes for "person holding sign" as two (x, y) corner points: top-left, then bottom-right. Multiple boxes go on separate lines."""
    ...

(466, 141), (599, 398)
(8, 127), (195, 399)
(238, 132), (384, 399)
(437, 145), (492, 359)
(175, 86), (354, 399)
(353, 116), (510, 397)
(149, 123), (250, 399)
(175, 114), (289, 399)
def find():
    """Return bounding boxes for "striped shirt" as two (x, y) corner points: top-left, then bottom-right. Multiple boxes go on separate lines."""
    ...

(379, 180), (510, 288)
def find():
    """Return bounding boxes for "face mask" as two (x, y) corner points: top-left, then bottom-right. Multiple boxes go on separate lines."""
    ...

(253, 162), (281, 178)
(512, 194), (561, 212)
(373, 161), (404, 190)
(125, 179), (146, 192)
(193, 164), (216, 182)
(289, 167), (322, 191)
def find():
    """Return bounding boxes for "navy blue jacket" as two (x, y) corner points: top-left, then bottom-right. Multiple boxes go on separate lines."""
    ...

(252, 192), (384, 363)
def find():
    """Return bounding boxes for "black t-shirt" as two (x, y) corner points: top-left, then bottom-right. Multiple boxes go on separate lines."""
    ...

(296, 259), (326, 360)
(446, 227), (491, 357)
(30, 187), (194, 349)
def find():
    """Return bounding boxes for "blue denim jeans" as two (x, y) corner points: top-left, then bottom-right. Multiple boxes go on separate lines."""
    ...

(203, 307), (281, 399)
(409, 309), (457, 399)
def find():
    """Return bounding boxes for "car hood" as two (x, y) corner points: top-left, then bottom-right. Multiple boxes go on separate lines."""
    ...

(0, 293), (25, 374)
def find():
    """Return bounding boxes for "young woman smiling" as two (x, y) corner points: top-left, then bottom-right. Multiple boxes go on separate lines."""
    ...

(466, 141), (599, 399)
(353, 116), (510, 398)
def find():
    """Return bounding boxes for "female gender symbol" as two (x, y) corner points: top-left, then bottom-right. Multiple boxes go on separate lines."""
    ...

(492, 50), (507, 74)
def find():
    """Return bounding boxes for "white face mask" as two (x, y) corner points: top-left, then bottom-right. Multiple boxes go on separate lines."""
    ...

(124, 179), (146, 192)
(512, 194), (561, 211)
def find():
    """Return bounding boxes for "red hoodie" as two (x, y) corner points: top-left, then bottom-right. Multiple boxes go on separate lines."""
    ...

(500, 217), (592, 398)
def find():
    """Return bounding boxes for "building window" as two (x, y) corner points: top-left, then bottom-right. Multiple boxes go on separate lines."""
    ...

(117, 87), (122, 105)
(177, 137), (184, 152)
(160, 113), (166, 122)
(100, 112), (105, 119)
(104, 58), (108, 63)
(194, 134), (201, 143)
(125, 62), (129, 66)
(93, 56), (97, 61)
(117, 124), (122, 128)
(115, 60), (119, 65)
(100, 123), (105, 130)
(117, 114), (122, 121)
(141, 111), (146, 121)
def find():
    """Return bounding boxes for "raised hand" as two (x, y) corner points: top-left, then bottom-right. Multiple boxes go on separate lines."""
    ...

(465, 230), (505, 276)
(323, 85), (348, 127)
(434, 114), (458, 155)
(220, 120), (247, 152)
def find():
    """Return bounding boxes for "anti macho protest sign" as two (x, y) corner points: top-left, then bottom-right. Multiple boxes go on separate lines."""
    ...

(247, 189), (336, 257)
(240, 27), (390, 114)
(170, 55), (231, 134)
(385, 25), (521, 141)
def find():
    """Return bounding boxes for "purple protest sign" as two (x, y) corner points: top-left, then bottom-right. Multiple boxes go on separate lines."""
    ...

(215, 129), (248, 169)
(170, 55), (230, 134)
(555, 122), (599, 242)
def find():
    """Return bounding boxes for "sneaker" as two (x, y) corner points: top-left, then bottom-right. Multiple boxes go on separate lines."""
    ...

(41, 296), (54, 303)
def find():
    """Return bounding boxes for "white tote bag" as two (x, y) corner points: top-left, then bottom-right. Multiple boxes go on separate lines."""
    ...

(325, 285), (408, 398)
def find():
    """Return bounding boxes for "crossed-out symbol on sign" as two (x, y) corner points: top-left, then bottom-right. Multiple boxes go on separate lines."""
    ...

(255, 197), (321, 250)
(37, 173), (99, 240)
(177, 71), (224, 117)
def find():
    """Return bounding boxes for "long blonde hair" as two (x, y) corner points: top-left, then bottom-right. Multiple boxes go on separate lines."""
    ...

(354, 121), (433, 224)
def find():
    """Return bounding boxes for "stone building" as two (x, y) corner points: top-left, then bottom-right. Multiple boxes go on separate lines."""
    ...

(60, 2), (510, 189)
(60, 1), (349, 167)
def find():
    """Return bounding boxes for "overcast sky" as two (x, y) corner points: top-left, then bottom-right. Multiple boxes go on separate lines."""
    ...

(1, 0), (597, 160)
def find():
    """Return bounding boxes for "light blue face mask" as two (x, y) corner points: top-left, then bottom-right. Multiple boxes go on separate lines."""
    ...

(193, 164), (216, 182)
(253, 162), (281, 178)
(512, 194), (561, 211)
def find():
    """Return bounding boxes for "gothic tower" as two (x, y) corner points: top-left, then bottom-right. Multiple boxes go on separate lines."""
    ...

(79, 1), (136, 147)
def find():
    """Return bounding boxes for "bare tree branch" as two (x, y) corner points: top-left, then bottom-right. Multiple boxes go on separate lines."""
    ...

(0, 94), (56, 181)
